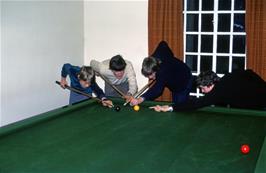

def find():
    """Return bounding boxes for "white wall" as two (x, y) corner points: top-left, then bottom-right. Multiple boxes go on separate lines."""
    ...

(1, 1), (84, 126)
(84, 0), (148, 91)
(1, 0), (149, 126)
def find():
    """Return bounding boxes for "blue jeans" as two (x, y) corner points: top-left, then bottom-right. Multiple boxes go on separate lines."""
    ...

(69, 91), (92, 105)
(104, 82), (129, 97)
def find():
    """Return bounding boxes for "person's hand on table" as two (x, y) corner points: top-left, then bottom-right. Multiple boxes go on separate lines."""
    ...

(60, 77), (68, 89)
(101, 99), (113, 108)
(130, 97), (144, 106)
(149, 105), (172, 112)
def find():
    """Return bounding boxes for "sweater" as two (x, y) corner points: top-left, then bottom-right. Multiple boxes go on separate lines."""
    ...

(90, 59), (138, 95)
(141, 41), (192, 101)
(61, 63), (105, 99)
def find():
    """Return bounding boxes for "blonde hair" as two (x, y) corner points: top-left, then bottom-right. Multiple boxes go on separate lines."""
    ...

(78, 66), (95, 82)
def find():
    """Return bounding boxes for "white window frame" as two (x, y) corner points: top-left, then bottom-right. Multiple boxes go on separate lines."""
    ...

(183, 0), (246, 98)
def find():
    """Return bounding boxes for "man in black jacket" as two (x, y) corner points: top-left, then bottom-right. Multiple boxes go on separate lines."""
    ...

(130, 41), (192, 106)
(150, 69), (266, 112)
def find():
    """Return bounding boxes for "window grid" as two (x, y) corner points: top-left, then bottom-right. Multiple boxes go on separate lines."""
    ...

(184, 0), (246, 98)
(229, 0), (234, 72)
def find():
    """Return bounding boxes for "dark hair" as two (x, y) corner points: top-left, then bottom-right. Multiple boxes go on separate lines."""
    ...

(196, 71), (220, 87)
(141, 56), (161, 77)
(109, 55), (126, 71)
(77, 66), (95, 82)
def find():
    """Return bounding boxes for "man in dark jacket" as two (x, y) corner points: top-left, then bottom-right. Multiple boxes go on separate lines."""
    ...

(150, 69), (266, 112)
(130, 41), (192, 106)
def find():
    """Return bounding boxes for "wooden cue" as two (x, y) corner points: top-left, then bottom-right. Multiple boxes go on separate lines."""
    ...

(55, 81), (113, 107)
(123, 79), (155, 106)
(95, 72), (125, 97)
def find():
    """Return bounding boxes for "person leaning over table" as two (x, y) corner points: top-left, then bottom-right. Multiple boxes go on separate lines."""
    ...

(90, 55), (138, 102)
(130, 40), (193, 106)
(150, 69), (266, 112)
(60, 63), (113, 107)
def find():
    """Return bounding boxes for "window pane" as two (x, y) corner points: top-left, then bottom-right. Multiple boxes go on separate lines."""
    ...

(201, 14), (213, 32)
(217, 35), (230, 53)
(216, 56), (229, 73)
(235, 0), (245, 10)
(186, 35), (198, 52)
(232, 57), (245, 71)
(218, 14), (231, 32)
(186, 55), (198, 72)
(201, 35), (213, 53)
(219, 0), (231, 10)
(233, 35), (246, 53)
(200, 56), (213, 72)
(187, 0), (199, 11)
(187, 14), (199, 31)
(202, 0), (214, 11)
(234, 14), (245, 32)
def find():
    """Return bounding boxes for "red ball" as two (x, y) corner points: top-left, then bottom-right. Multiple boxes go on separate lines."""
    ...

(241, 144), (250, 154)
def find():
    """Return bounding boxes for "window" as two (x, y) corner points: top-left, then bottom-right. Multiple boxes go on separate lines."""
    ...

(184, 0), (246, 97)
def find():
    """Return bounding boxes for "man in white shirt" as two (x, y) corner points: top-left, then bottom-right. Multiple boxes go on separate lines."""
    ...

(90, 55), (138, 101)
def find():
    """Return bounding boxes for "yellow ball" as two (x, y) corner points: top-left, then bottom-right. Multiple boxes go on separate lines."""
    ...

(133, 105), (140, 111)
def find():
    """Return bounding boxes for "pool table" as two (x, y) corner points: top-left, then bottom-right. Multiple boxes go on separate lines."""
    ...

(0, 99), (265, 173)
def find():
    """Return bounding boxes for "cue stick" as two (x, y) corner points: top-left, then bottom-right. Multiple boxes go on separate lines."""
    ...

(123, 79), (155, 106)
(95, 71), (126, 97)
(55, 81), (114, 107)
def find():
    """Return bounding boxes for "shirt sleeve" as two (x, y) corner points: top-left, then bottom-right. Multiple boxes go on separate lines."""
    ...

(172, 90), (218, 111)
(141, 77), (165, 101)
(125, 61), (138, 95)
(61, 63), (73, 78)
(90, 60), (101, 73)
